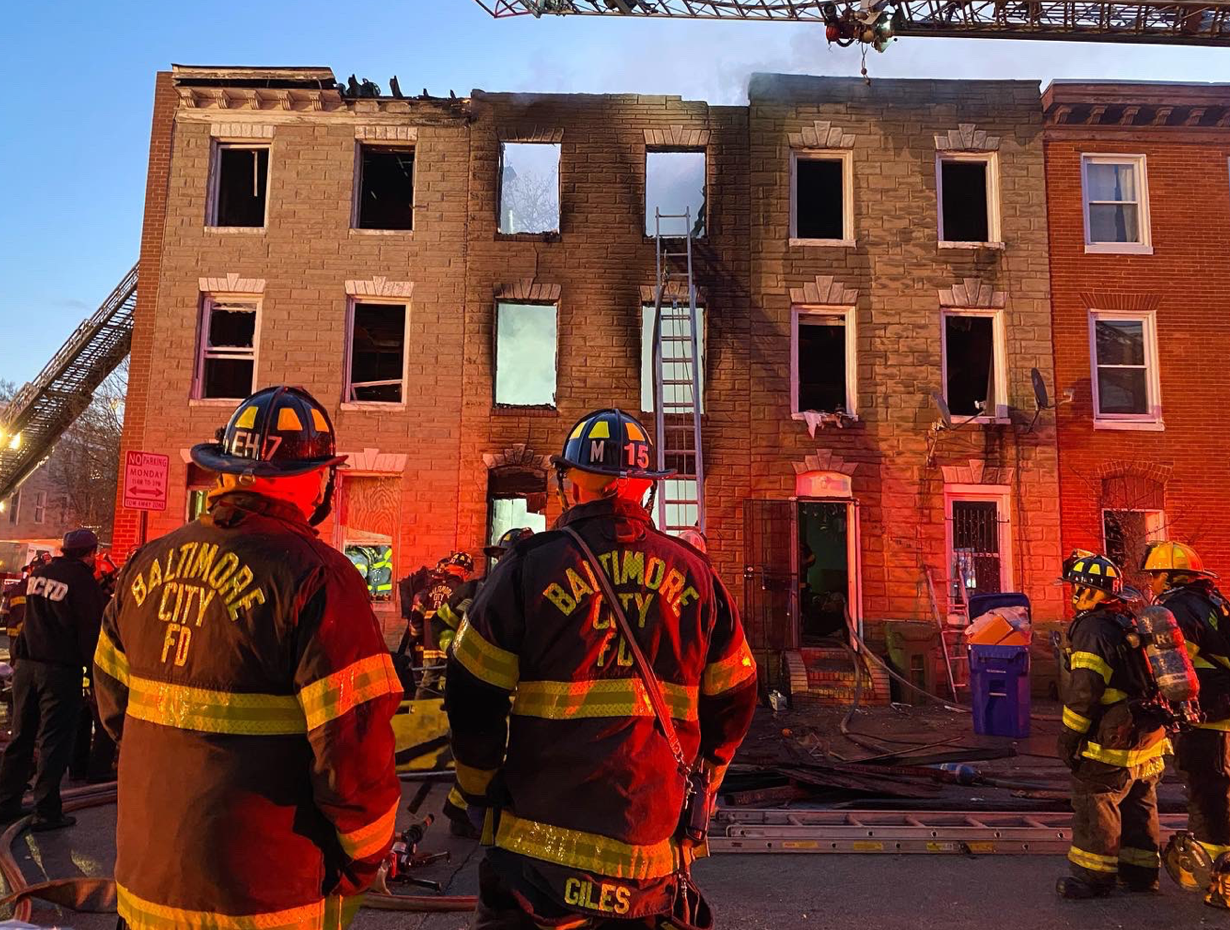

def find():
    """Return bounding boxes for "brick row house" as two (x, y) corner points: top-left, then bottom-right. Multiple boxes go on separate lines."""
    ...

(110, 65), (1227, 697)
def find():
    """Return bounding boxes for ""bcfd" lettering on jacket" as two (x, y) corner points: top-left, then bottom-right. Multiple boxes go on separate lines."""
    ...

(26, 576), (69, 602)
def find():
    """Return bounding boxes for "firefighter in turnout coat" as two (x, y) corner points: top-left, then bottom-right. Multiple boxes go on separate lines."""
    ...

(447, 409), (758, 929)
(1057, 551), (1171, 899)
(94, 386), (403, 930)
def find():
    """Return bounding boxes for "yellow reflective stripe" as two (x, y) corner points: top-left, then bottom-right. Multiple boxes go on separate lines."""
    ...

(1197, 718), (1230, 731)
(452, 620), (519, 691)
(1082, 737), (1172, 768)
(1062, 706), (1092, 734)
(455, 761), (497, 796)
(337, 798), (398, 861)
(1199, 841), (1230, 858)
(701, 638), (756, 696)
(512, 679), (698, 721)
(1100, 688), (1128, 705)
(1068, 846), (1118, 873)
(1070, 651), (1113, 684)
(126, 676), (305, 736)
(495, 811), (682, 880)
(116, 882), (360, 930)
(446, 785), (468, 811)
(437, 602), (461, 630)
(298, 653), (401, 731)
(93, 629), (130, 687)
(8, 596), (24, 606)
(1119, 846), (1160, 868)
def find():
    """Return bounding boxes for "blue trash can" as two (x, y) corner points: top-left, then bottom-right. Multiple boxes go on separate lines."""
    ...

(969, 644), (1030, 738)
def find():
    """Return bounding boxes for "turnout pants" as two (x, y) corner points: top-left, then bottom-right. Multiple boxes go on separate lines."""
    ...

(1176, 727), (1230, 860)
(1068, 762), (1162, 888)
(0, 660), (83, 819)
(473, 858), (659, 930)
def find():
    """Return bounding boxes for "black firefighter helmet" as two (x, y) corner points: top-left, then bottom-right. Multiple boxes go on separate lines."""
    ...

(484, 526), (535, 559)
(552, 408), (674, 480)
(1061, 551), (1123, 596)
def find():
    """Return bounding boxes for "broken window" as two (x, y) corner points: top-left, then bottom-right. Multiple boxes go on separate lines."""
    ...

(641, 304), (705, 413)
(499, 143), (560, 234)
(938, 157), (993, 243)
(211, 145), (269, 228)
(1083, 155), (1149, 247)
(646, 150), (706, 237)
(1092, 312), (1158, 420)
(495, 302), (557, 406)
(943, 313), (997, 418)
(793, 154), (848, 241)
(795, 313), (849, 414)
(488, 466), (548, 566)
(346, 302), (406, 403)
(356, 145), (414, 230)
(1104, 509), (1165, 579)
(195, 298), (258, 400)
(337, 475), (399, 603)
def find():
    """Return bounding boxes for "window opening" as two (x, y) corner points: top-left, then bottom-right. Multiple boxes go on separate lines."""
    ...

(944, 315), (995, 418)
(640, 304), (704, 414)
(940, 160), (990, 242)
(797, 317), (847, 413)
(795, 158), (844, 241)
(499, 143), (561, 234)
(357, 145), (414, 230)
(197, 299), (258, 400)
(951, 500), (1002, 605)
(33, 491), (46, 525)
(1104, 509), (1165, 582)
(487, 467), (548, 567)
(347, 303), (406, 403)
(646, 150), (706, 237)
(212, 145), (269, 228)
(7, 491), (19, 525)
(495, 302), (557, 407)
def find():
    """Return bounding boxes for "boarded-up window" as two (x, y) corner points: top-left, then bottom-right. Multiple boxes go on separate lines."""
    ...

(338, 475), (399, 602)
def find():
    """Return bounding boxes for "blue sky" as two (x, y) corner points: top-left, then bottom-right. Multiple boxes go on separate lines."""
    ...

(2, 1), (1228, 387)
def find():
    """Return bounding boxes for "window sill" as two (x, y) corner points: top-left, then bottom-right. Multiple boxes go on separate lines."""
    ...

(643, 235), (708, 244)
(791, 411), (860, 424)
(1084, 242), (1153, 255)
(189, 398), (244, 407)
(497, 231), (560, 242)
(967, 415), (1012, 426)
(205, 226), (266, 235)
(491, 405), (559, 417)
(1094, 418), (1165, 432)
(938, 241), (1004, 251)
(340, 402), (407, 412)
(789, 238), (856, 248)
(350, 227), (413, 237)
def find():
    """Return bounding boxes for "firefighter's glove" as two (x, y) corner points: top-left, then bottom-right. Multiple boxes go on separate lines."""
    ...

(1057, 728), (1084, 773)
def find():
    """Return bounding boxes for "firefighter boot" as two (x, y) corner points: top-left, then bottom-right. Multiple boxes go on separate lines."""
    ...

(1205, 853), (1230, 910)
(1056, 876), (1113, 900)
(1164, 832), (1211, 893)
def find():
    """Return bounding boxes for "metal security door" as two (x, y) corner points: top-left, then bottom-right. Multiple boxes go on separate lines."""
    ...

(743, 499), (797, 653)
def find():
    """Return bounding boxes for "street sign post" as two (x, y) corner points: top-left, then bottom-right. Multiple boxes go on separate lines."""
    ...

(123, 451), (169, 543)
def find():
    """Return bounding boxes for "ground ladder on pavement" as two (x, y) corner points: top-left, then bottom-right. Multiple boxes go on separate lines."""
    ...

(0, 264), (138, 502)
(649, 208), (705, 535)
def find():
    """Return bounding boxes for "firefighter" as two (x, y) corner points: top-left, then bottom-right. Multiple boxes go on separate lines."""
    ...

(412, 551), (475, 700)
(440, 527), (535, 838)
(1, 569), (28, 646)
(447, 408), (757, 929)
(93, 386), (403, 930)
(0, 529), (105, 830)
(1142, 541), (1230, 908)
(1056, 551), (1171, 899)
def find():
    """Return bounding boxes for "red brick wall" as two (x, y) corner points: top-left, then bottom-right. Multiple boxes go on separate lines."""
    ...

(1047, 127), (1230, 578)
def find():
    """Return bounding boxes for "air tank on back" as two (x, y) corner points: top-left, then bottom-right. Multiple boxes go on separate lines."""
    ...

(1137, 605), (1200, 704)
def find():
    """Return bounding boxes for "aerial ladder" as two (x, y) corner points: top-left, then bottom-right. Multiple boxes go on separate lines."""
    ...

(0, 265), (138, 502)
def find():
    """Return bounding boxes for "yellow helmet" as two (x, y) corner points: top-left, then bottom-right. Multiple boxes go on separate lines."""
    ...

(1141, 541), (1217, 578)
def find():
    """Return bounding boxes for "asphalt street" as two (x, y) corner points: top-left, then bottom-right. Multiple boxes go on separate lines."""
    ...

(2, 781), (1223, 930)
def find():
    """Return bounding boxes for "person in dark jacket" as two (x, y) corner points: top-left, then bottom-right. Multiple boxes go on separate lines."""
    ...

(1056, 551), (1170, 900)
(0, 528), (105, 829)
(412, 551), (474, 700)
(448, 409), (757, 929)
(94, 386), (402, 930)
(1143, 541), (1230, 908)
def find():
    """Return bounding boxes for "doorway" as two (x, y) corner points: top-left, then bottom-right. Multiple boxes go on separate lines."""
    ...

(797, 501), (850, 644)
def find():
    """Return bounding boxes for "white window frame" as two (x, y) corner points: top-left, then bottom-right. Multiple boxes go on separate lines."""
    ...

(940, 308), (1009, 423)
(1088, 308), (1163, 431)
(498, 141), (562, 236)
(493, 300), (559, 408)
(1081, 154), (1152, 255)
(6, 490), (19, 525)
(790, 149), (855, 247)
(640, 303), (706, 414)
(936, 152), (1002, 249)
(33, 491), (46, 525)
(343, 297), (410, 409)
(206, 142), (271, 231)
(790, 305), (858, 418)
(944, 484), (1014, 613)
(192, 295), (262, 404)
(1101, 507), (1166, 562)
(351, 141), (416, 234)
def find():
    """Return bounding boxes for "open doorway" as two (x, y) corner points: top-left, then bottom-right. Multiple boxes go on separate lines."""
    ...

(798, 501), (850, 644)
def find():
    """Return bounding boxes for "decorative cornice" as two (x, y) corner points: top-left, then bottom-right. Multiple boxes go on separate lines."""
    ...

(939, 277), (1005, 309)
(640, 282), (705, 306)
(210, 123), (275, 139)
(1080, 292), (1162, 313)
(793, 449), (859, 477)
(790, 275), (857, 306)
(355, 125), (417, 142)
(942, 459), (1013, 486)
(935, 123), (1000, 152)
(496, 280), (561, 303)
(339, 448), (407, 473)
(345, 277), (414, 299)
(179, 86), (343, 112)
(644, 125), (710, 148)
(482, 444), (551, 473)
(498, 126), (564, 143)
(789, 120), (855, 149)
(199, 274), (265, 295)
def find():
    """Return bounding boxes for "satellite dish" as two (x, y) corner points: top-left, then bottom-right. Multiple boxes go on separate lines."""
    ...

(930, 391), (953, 430)
(1031, 368), (1050, 410)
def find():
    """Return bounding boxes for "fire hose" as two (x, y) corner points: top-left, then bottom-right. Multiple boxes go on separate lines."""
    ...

(0, 782), (476, 921)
